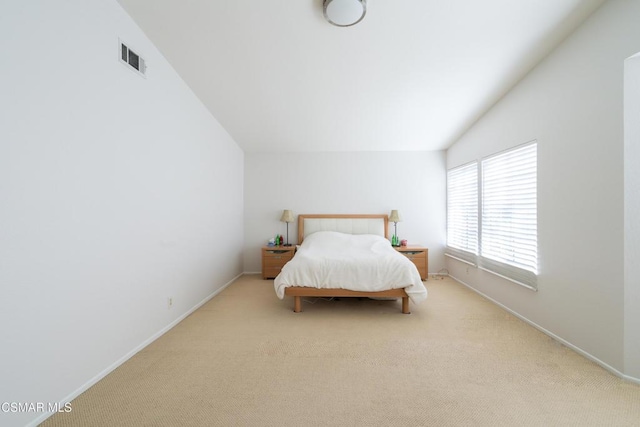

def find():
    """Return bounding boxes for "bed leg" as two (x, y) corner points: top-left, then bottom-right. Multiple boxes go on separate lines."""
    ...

(293, 296), (302, 313)
(402, 297), (410, 314)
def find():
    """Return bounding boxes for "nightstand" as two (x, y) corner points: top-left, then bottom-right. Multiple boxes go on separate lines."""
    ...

(261, 246), (296, 279)
(395, 246), (428, 280)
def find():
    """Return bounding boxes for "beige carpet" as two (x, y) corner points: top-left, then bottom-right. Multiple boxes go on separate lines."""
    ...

(43, 275), (640, 426)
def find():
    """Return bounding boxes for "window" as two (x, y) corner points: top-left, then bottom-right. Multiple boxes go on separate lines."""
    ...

(480, 142), (537, 288)
(446, 162), (478, 264)
(447, 142), (538, 289)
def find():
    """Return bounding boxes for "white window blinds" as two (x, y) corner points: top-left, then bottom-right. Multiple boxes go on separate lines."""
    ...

(480, 142), (537, 288)
(446, 162), (478, 264)
(446, 142), (538, 290)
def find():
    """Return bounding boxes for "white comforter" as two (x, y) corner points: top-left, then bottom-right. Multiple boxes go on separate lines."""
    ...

(274, 231), (427, 303)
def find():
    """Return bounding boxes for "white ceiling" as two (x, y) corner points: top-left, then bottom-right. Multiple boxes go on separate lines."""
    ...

(116, 0), (605, 152)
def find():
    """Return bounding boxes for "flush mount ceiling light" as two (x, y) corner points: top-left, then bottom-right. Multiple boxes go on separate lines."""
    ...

(323, 0), (367, 27)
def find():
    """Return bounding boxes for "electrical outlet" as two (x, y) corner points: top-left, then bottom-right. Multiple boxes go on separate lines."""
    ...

(168, 297), (173, 309)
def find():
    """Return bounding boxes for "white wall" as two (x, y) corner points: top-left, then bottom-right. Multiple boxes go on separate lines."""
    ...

(0, 1), (244, 426)
(244, 151), (446, 274)
(446, 0), (640, 377)
(624, 53), (640, 380)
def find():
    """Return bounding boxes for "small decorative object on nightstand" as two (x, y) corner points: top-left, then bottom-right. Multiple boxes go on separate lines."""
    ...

(395, 245), (428, 280)
(262, 245), (295, 279)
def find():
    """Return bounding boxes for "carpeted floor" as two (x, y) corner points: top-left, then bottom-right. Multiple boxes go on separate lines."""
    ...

(43, 275), (640, 426)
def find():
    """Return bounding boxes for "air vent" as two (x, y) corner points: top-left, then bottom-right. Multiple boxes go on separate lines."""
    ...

(119, 40), (146, 77)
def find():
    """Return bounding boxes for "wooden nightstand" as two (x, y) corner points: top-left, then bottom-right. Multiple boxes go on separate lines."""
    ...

(261, 246), (295, 279)
(395, 246), (428, 280)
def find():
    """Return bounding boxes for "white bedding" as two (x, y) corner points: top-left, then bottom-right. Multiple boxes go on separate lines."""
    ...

(274, 231), (427, 303)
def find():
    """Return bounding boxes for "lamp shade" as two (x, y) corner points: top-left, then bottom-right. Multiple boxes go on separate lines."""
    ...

(389, 210), (402, 223)
(280, 210), (294, 223)
(323, 0), (367, 27)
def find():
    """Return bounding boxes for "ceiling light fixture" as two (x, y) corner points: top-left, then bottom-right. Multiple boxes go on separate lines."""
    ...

(323, 0), (367, 27)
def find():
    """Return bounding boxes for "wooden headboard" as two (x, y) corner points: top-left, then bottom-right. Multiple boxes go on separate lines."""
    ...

(297, 214), (389, 243)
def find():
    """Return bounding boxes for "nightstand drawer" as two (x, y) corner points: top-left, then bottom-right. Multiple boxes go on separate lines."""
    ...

(263, 249), (294, 257)
(263, 255), (293, 267)
(262, 246), (296, 279)
(395, 246), (428, 280)
(407, 257), (426, 269)
(401, 250), (426, 259)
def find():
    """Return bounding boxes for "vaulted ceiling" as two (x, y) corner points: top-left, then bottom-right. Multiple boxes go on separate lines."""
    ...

(116, 0), (605, 152)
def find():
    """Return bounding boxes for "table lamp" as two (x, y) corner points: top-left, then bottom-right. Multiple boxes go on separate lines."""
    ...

(389, 210), (402, 247)
(280, 210), (294, 246)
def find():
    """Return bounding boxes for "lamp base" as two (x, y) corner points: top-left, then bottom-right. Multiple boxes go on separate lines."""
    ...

(283, 244), (292, 246)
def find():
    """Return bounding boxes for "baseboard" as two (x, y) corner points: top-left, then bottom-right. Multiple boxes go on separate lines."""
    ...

(29, 272), (243, 427)
(449, 274), (640, 386)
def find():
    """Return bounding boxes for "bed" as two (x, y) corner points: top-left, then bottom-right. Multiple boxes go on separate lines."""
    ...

(274, 214), (427, 314)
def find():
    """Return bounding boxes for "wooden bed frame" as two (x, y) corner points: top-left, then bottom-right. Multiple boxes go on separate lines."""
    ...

(282, 214), (411, 314)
